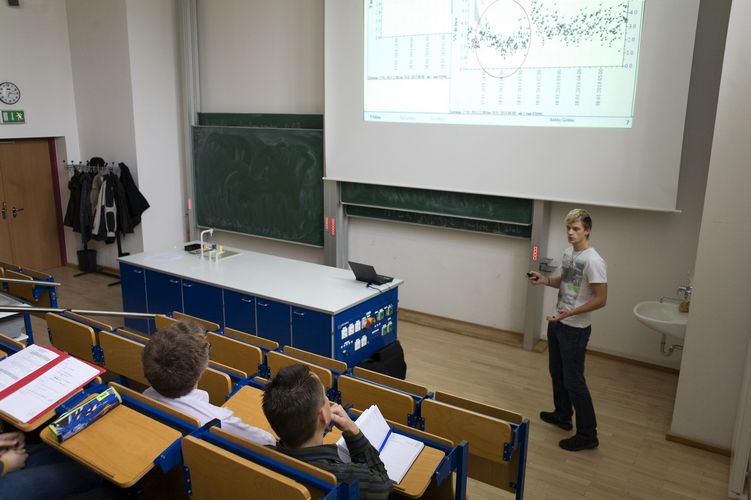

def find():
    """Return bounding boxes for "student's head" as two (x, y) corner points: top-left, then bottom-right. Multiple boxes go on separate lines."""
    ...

(262, 364), (329, 448)
(142, 320), (209, 398)
(564, 208), (592, 242)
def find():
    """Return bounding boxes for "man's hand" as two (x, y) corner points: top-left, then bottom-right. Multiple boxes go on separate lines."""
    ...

(1, 448), (28, 474)
(527, 271), (547, 286)
(0, 432), (24, 451)
(329, 403), (359, 436)
(546, 309), (570, 322)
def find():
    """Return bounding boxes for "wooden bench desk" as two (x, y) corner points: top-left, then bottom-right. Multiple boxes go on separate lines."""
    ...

(40, 404), (181, 488)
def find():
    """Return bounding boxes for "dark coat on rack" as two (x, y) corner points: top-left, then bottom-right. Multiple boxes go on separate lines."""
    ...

(63, 171), (82, 231)
(79, 172), (94, 244)
(118, 163), (149, 227)
(113, 173), (134, 234)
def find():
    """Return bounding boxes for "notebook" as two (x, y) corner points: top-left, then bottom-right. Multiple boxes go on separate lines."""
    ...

(336, 405), (424, 483)
(348, 261), (394, 285)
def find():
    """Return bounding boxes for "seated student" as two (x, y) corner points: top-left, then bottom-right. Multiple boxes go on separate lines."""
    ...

(263, 364), (392, 500)
(142, 321), (275, 446)
(0, 431), (105, 500)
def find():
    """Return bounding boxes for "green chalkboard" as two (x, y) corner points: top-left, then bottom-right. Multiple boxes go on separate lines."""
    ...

(341, 183), (532, 238)
(193, 116), (323, 246)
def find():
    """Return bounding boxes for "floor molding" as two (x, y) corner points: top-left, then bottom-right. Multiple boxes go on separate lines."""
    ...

(587, 349), (680, 374)
(65, 262), (121, 277)
(399, 308), (681, 373)
(398, 308), (548, 352)
(665, 432), (731, 457)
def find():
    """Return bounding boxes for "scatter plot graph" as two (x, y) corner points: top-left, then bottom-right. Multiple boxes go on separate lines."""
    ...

(364, 0), (645, 127)
(465, 0), (631, 74)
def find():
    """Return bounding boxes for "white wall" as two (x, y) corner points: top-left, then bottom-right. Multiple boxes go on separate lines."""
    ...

(197, 0), (324, 114)
(671, 0), (751, 449)
(65, 0), (143, 269)
(0, 1), (79, 154)
(125, 0), (185, 252)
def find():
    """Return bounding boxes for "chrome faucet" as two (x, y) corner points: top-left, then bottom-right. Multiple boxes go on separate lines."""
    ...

(659, 296), (682, 304)
(199, 228), (214, 257)
(677, 285), (693, 301)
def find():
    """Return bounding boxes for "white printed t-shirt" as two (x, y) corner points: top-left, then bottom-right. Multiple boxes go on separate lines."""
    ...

(144, 387), (276, 446)
(556, 246), (607, 328)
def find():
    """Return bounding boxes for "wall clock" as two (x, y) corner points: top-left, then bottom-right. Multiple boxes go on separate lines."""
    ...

(0, 82), (21, 105)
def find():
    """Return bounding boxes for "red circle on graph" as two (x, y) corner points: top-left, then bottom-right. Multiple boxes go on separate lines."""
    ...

(472, 0), (532, 79)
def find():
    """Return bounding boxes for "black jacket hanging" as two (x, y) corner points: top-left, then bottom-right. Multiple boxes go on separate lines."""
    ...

(64, 171), (82, 231)
(118, 163), (149, 227)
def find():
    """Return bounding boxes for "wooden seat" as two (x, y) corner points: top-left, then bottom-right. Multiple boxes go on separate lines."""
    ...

(115, 327), (150, 343)
(198, 365), (233, 405)
(209, 359), (248, 380)
(62, 312), (114, 334)
(338, 374), (415, 425)
(182, 435), (311, 500)
(352, 366), (429, 397)
(0, 261), (20, 271)
(208, 332), (262, 377)
(210, 426), (335, 499)
(266, 351), (333, 393)
(421, 395), (517, 492)
(99, 331), (149, 385)
(224, 327), (279, 351)
(0, 334), (25, 354)
(153, 314), (178, 332)
(19, 267), (53, 280)
(46, 313), (97, 362)
(283, 346), (347, 373)
(5, 269), (53, 310)
(172, 311), (220, 331)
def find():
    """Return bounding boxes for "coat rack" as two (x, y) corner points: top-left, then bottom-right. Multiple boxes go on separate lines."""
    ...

(64, 160), (129, 286)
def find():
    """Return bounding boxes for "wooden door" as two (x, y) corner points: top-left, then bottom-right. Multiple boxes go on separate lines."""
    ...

(0, 139), (62, 270)
(0, 162), (13, 263)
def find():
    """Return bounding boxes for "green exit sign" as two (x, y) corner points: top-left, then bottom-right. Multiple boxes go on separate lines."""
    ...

(1, 110), (25, 124)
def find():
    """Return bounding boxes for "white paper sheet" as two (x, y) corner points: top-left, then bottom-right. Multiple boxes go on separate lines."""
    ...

(0, 357), (99, 423)
(336, 404), (425, 483)
(0, 344), (59, 392)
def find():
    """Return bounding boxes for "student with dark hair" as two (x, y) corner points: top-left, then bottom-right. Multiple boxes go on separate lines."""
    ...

(142, 321), (275, 445)
(263, 364), (392, 499)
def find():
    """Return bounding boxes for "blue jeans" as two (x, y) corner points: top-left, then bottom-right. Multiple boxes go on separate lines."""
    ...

(0, 443), (103, 500)
(547, 321), (597, 438)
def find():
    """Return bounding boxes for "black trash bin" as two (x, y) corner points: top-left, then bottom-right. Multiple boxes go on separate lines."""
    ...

(77, 249), (98, 273)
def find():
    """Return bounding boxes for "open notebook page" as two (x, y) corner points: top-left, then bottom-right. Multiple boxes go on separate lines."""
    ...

(336, 405), (424, 483)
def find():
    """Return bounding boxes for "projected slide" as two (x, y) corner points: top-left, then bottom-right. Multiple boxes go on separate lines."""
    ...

(364, 0), (644, 127)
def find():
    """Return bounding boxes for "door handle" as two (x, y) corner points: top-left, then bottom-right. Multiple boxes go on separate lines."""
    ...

(0, 202), (5, 220)
(11, 207), (23, 218)
(293, 311), (305, 317)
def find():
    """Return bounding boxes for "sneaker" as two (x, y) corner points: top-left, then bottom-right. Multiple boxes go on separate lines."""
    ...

(539, 411), (573, 431)
(559, 434), (599, 451)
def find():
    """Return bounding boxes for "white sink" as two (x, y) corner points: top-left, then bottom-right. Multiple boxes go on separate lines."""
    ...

(633, 301), (687, 339)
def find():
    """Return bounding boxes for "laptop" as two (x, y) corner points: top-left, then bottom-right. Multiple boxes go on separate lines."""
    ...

(348, 261), (393, 285)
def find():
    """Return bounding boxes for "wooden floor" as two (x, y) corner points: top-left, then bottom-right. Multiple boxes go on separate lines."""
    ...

(26, 266), (731, 500)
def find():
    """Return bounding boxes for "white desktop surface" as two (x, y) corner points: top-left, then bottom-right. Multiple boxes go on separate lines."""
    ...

(119, 245), (401, 315)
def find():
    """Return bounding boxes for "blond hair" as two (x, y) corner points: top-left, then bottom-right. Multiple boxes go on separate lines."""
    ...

(565, 209), (592, 237)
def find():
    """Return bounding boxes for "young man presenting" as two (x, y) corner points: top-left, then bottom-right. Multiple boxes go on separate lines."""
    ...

(262, 364), (392, 499)
(528, 208), (607, 451)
